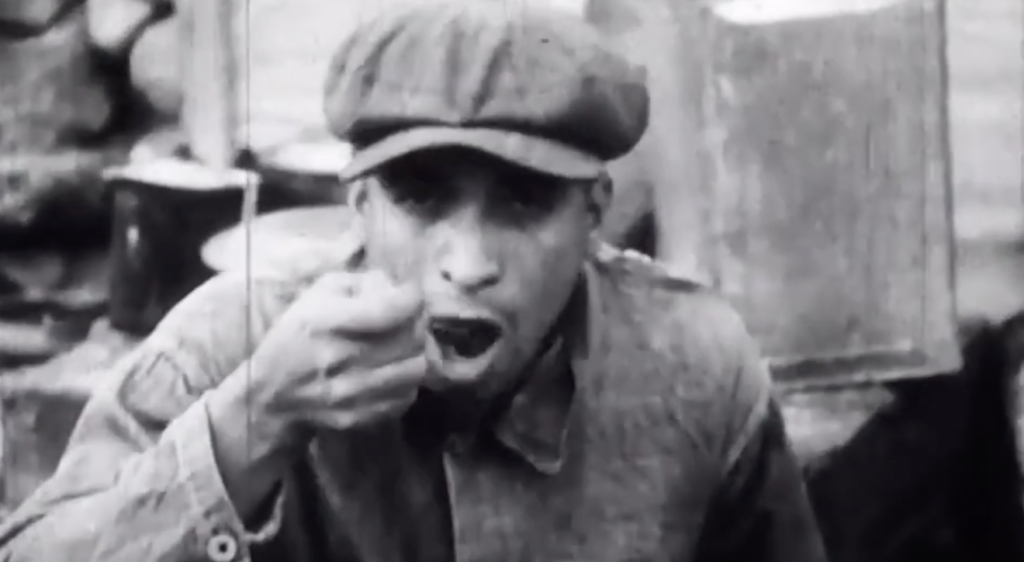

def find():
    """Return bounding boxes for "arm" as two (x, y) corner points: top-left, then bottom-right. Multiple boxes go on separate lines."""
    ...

(693, 332), (830, 562)
(0, 274), (296, 562)
(694, 398), (829, 562)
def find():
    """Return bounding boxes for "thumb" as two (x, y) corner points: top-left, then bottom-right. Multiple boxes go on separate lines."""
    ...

(288, 232), (366, 283)
(333, 276), (424, 336)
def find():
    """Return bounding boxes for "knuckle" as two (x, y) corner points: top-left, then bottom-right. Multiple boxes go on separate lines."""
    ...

(311, 271), (358, 294)
(326, 382), (356, 407)
(360, 270), (395, 290)
(282, 302), (325, 333)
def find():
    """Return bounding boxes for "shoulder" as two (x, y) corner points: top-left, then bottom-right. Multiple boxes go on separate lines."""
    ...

(591, 243), (758, 380)
(588, 244), (773, 456)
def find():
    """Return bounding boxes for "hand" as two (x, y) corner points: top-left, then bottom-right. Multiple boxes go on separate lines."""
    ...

(249, 269), (428, 433)
(207, 269), (427, 519)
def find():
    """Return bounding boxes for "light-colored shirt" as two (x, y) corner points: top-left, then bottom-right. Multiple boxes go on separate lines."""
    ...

(0, 240), (828, 562)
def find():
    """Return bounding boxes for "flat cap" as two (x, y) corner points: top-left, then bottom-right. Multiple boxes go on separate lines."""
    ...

(323, 0), (649, 181)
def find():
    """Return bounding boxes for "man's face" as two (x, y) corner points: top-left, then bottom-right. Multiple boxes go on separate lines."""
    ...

(351, 148), (603, 396)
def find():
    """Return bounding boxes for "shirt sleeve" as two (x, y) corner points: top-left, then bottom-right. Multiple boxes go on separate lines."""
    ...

(693, 333), (830, 562)
(0, 273), (299, 562)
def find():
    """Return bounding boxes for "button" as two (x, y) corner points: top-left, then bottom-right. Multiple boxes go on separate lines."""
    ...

(206, 532), (239, 562)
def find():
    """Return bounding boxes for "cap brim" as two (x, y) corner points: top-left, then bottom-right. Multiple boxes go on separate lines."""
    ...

(338, 126), (603, 181)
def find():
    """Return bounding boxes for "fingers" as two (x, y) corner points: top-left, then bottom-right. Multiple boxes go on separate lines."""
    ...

(316, 393), (419, 431)
(342, 277), (424, 334)
(314, 355), (427, 410)
(305, 270), (424, 335)
(286, 238), (365, 283)
(313, 269), (388, 296)
(307, 270), (362, 298)
(360, 355), (428, 393)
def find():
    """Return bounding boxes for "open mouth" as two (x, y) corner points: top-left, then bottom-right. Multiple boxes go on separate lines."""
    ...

(428, 317), (502, 360)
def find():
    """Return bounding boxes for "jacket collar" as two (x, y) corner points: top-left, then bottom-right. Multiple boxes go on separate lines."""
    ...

(490, 261), (602, 475)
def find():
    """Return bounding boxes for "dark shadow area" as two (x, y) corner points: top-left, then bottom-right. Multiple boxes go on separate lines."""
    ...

(806, 314), (1024, 562)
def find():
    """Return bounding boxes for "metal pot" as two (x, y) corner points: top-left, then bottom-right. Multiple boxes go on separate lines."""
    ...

(105, 158), (258, 335)
(257, 138), (352, 207)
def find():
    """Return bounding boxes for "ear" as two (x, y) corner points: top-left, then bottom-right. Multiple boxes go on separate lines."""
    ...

(586, 172), (612, 230)
(346, 176), (371, 214)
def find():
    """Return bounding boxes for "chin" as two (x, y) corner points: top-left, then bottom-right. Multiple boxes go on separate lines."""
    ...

(423, 337), (518, 395)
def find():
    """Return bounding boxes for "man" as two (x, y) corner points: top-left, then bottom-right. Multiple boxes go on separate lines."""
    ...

(0, 1), (828, 561)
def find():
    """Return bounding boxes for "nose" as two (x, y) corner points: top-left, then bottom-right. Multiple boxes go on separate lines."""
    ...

(437, 213), (502, 293)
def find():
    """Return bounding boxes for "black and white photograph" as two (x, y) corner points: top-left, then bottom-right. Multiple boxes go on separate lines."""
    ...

(0, 0), (1020, 560)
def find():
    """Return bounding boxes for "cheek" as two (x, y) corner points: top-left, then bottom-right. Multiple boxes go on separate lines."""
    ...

(511, 225), (587, 286)
(502, 214), (591, 325)
(529, 202), (592, 272)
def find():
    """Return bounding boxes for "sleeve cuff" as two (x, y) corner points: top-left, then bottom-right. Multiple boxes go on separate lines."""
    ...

(164, 393), (285, 555)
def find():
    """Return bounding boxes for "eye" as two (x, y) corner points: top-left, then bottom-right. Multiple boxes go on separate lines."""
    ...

(386, 176), (436, 206)
(493, 171), (569, 220)
(377, 161), (452, 214)
(506, 185), (559, 213)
